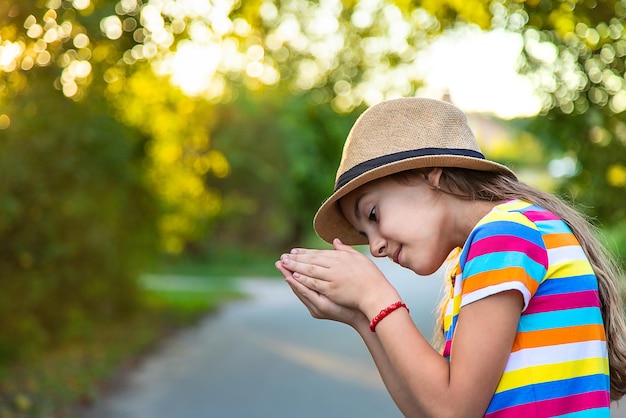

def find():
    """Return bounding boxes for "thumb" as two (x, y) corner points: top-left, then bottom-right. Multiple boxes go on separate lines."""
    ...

(333, 238), (354, 252)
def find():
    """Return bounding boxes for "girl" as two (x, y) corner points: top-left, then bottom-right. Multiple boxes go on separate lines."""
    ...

(276, 98), (626, 417)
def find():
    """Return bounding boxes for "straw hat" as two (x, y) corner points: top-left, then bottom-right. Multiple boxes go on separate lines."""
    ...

(313, 97), (517, 245)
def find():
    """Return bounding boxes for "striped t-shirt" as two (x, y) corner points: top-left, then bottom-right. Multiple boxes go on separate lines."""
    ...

(442, 199), (610, 417)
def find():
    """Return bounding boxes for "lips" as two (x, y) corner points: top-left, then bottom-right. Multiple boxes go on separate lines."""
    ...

(391, 247), (402, 265)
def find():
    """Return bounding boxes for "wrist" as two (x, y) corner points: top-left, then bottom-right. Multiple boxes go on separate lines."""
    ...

(368, 301), (409, 332)
(360, 288), (402, 321)
(350, 313), (371, 332)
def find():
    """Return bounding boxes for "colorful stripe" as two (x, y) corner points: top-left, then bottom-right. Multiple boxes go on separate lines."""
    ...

(523, 290), (601, 314)
(511, 324), (606, 352)
(443, 199), (610, 416)
(486, 374), (609, 414)
(504, 341), (607, 372)
(486, 390), (609, 417)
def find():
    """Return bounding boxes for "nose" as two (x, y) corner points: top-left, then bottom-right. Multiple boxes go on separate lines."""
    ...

(369, 234), (387, 258)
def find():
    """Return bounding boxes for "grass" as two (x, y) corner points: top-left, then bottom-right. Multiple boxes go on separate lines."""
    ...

(0, 310), (187, 417)
(0, 252), (278, 418)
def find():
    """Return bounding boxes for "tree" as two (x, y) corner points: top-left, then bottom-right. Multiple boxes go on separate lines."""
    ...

(206, 89), (359, 251)
(0, 75), (157, 358)
(0, 0), (158, 358)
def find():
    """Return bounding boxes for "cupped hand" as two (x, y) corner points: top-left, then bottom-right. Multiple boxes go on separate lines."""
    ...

(275, 260), (366, 327)
(278, 238), (400, 314)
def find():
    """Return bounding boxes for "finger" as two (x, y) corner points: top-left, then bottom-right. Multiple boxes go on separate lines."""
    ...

(291, 270), (328, 295)
(286, 275), (325, 308)
(285, 279), (325, 319)
(280, 254), (329, 281)
(287, 248), (338, 268)
(275, 260), (294, 279)
(286, 275), (315, 298)
(332, 238), (359, 254)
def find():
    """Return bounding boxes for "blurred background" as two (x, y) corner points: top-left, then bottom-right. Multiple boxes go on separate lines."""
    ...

(1, 0), (626, 416)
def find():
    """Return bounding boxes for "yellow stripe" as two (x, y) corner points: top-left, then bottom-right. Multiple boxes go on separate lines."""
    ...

(443, 293), (462, 331)
(496, 357), (609, 392)
(498, 200), (531, 211)
(546, 260), (594, 278)
(476, 210), (536, 229)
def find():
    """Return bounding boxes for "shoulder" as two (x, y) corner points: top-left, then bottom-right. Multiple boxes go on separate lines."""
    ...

(461, 200), (548, 269)
(457, 201), (551, 309)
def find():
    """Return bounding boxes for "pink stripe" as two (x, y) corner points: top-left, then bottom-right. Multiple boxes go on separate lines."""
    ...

(467, 236), (548, 268)
(523, 210), (560, 222)
(485, 390), (609, 418)
(524, 290), (601, 314)
(442, 339), (452, 358)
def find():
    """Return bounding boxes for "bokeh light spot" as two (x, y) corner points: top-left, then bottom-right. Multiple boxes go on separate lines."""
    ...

(609, 90), (626, 113)
(101, 16), (123, 40)
(0, 114), (11, 130)
(72, 0), (91, 11)
(607, 164), (626, 187)
(73, 33), (90, 48)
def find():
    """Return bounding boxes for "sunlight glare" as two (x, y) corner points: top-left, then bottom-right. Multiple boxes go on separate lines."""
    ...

(414, 27), (543, 119)
(0, 41), (23, 71)
(164, 40), (222, 97)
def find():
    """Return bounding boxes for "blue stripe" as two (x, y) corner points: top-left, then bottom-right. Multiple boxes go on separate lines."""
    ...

(519, 307), (604, 331)
(444, 314), (458, 336)
(487, 374), (609, 413)
(556, 408), (610, 417)
(463, 251), (546, 283)
(535, 275), (599, 297)
(470, 220), (544, 248)
(535, 219), (574, 234)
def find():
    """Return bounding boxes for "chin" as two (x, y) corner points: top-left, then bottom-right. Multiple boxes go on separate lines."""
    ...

(409, 263), (441, 277)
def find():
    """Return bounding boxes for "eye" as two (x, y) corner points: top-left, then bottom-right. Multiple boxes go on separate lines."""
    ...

(368, 206), (377, 222)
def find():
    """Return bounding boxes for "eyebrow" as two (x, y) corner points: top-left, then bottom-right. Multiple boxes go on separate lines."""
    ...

(353, 192), (368, 220)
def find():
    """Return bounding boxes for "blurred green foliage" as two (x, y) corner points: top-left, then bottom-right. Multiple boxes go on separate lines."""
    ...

(205, 90), (359, 252)
(523, 109), (626, 225)
(1, 0), (626, 368)
(0, 75), (157, 359)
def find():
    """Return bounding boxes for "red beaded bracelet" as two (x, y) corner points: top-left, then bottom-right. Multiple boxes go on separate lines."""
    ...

(369, 301), (409, 332)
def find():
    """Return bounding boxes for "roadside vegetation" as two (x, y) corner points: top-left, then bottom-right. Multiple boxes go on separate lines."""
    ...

(0, 251), (277, 418)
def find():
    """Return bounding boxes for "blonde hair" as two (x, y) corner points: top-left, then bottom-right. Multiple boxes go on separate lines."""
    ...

(403, 167), (626, 401)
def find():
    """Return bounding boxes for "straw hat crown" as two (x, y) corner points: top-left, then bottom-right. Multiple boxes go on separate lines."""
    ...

(314, 97), (516, 245)
(334, 98), (487, 185)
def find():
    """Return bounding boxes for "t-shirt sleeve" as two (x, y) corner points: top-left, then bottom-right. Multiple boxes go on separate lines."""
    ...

(459, 211), (549, 311)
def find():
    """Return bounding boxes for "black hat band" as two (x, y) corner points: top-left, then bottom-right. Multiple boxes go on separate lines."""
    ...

(334, 148), (485, 192)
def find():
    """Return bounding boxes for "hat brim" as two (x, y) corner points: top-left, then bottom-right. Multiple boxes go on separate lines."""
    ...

(313, 155), (516, 246)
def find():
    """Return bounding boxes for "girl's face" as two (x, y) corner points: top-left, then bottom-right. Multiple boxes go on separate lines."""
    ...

(339, 170), (456, 276)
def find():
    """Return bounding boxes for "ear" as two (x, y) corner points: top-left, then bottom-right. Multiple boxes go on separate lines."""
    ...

(426, 168), (443, 188)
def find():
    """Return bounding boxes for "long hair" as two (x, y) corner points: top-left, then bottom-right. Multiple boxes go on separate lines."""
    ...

(406, 167), (626, 402)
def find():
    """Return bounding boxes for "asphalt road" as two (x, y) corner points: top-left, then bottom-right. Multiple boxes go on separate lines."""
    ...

(85, 257), (626, 418)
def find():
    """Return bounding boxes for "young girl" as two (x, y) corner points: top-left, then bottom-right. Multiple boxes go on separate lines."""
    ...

(276, 98), (626, 417)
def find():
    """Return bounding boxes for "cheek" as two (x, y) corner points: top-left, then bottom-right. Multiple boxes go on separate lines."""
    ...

(404, 221), (451, 271)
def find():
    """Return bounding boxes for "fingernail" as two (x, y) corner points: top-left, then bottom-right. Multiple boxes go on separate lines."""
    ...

(290, 248), (298, 254)
(281, 254), (290, 264)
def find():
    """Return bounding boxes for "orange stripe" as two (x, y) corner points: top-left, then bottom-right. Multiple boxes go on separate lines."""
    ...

(463, 267), (539, 295)
(512, 324), (606, 352)
(543, 233), (579, 249)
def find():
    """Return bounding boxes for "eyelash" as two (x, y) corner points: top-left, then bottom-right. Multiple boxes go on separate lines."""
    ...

(368, 207), (377, 222)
